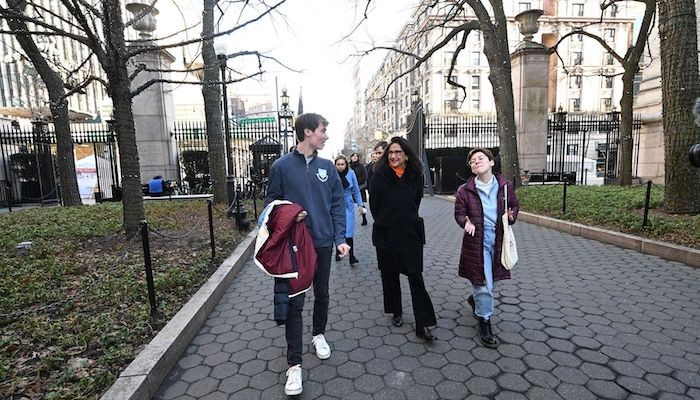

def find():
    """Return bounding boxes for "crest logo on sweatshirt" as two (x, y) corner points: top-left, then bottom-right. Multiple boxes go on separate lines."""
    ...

(316, 168), (328, 182)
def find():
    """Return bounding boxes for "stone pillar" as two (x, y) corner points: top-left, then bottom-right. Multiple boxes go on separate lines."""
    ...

(511, 9), (549, 175)
(126, 1), (178, 182)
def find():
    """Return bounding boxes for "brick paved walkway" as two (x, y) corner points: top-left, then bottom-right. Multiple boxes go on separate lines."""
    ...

(155, 196), (700, 399)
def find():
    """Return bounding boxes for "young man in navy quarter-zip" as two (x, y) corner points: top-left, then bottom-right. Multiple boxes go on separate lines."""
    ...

(265, 113), (350, 396)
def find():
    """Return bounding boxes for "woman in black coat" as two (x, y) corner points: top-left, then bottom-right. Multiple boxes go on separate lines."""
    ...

(369, 136), (437, 340)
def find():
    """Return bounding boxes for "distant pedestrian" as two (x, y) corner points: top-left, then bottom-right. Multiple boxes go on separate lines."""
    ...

(366, 140), (388, 185)
(349, 152), (369, 226)
(454, 148), (519, 349)
(335, 154), (363, 265)
(369, 136), (437, 341)
(265, 113), (350, 396)
(148, 175), (165, 196)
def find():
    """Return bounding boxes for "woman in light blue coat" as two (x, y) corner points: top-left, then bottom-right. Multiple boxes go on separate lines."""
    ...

(335, 154), (364, 265)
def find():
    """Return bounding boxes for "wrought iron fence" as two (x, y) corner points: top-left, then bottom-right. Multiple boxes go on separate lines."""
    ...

(546, 112), (642, 184)
(172, 119), (283, 189)
(425, 114), (500, 149)
(0, 123), (119, 207)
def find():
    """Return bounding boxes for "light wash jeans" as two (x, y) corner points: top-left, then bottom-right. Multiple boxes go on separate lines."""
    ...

(473, 226), (496, 320)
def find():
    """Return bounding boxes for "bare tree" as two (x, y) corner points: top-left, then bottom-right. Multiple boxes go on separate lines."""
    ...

(658, 0), (700, 212)
(1, 0), (83, 206)
(0, 0), (289, 231)
(549, 0), (656, 186)
(355, 0), (520, 181)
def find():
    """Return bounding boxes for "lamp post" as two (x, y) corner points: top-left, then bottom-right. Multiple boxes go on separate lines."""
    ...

(278, 88), (294, 154)
(214, 42), (237, 214)
(214, 43), (248, 229)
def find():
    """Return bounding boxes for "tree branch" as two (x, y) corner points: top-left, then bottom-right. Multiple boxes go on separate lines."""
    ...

(130, 71), (264, 99)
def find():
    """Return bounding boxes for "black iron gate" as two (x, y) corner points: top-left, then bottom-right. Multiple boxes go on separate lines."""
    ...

(172, 119), (283, 189)
(0, 121), (120, 207)
(547, 112), (642, 184)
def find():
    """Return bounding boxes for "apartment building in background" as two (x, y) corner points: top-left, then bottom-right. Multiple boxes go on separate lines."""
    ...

(361, 0), (643, 137)
(0, 1), (109, 123)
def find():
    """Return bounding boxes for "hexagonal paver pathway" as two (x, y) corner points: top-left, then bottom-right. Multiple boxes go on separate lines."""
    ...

(155, 196), (700, 399)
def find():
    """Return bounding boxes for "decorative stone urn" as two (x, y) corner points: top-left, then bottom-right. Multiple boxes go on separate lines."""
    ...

(514, 9), (545, 50)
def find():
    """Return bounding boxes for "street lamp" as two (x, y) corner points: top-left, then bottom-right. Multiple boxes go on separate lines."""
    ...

(278, 88), (294, 154)
(214, 42), (247, 228)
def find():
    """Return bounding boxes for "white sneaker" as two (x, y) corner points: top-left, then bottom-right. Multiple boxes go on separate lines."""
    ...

(311, 334), (331, 360)
(285, 364), (302, 396)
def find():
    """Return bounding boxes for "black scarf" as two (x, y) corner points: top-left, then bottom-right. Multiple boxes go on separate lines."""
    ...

(339, 168), (349, 189)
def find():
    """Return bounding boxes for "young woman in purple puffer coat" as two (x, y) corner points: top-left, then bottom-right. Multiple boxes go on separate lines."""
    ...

(454, 148), (519, 349)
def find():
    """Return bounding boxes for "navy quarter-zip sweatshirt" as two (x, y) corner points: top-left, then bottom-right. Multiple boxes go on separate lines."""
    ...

(264, 150), (346, 248)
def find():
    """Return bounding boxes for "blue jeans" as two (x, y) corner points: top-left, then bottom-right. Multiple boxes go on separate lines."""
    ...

(286, 246), (332, 366)
(473, 226), (496, 320)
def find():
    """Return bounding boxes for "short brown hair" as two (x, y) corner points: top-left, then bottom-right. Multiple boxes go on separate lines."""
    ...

(467, 148), (494, 162)
(295, 113), (329, 142)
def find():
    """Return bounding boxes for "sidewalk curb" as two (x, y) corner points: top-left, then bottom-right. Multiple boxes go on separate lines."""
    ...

(440, 195), (699, 268)
(100, 228), (259, 400)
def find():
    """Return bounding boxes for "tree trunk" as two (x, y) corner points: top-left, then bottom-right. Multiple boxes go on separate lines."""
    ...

(658, 0), (700, 213)
(103, 0), (145, 233)
(482, 7), (520, 183)
(201, 0), (227, 205)
(618, 67), (635, 186)
(5, 0), (82, 206)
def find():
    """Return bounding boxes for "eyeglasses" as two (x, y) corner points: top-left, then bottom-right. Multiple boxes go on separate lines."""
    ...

(388, 150), (404, 156)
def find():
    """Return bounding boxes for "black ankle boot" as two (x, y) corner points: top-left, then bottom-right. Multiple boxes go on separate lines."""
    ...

(347, 238), (358, 265)
(361, 214), (368, 226)
(477, 317), (499, 348)
(416, 325), (436, 341)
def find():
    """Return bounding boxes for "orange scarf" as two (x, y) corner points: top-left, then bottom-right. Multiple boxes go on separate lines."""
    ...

(391, 165), (405, 178)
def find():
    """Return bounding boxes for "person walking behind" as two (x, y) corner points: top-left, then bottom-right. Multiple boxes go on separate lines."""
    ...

(454, 148), (519, 349)
(265, 113), (350, 396)
(335, 154), (363, 265)
(349, 152), (369, 226)
(366, 141), (388, 185)
(369, 136), (437, 341)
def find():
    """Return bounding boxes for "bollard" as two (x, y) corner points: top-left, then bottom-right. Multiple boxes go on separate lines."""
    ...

(207, 199), (215, 258)
(642, 180), (652, 229)
(139, 220), (158, 320)
(562, 179), (568, 214)
(542, 169), (546, 185)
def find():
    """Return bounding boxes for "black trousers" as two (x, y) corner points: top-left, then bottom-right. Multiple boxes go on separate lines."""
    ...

(286, 246), (332, 366)
(380, 270), (437, 328)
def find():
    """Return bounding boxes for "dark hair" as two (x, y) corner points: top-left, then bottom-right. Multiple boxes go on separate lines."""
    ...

(467, 148), (494, 162)
(373, 140), (388, 151)
(334, 154), (348, 170)
(350, 152), (359, 160)
(295, 113), (329, 142)
(375, 136), (423, 176)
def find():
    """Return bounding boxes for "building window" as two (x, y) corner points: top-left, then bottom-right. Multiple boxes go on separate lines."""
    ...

(606, 4), (618, 17)
(471, 75), (480, 89)
(600, 97), (613, 111)
(444, 51), (454, 65)
(569, 75), (582, 89)
(571, 52), (583, 66)
(518, 2), (531, 12)
(444, 75), (458, 89)
(603, 76), (614, 89)
(573, 33), (583, 42)
(471, 51), (480, 65)
(573, 3), (584, 16)
(633, 73), (642, 95)
(471, 99), (480, 111)
(473, 31), (481, 42)
(604, 52), (614, 65)
(604, 28), (615, 41)
(566, 144), (579, 156)
(569, 98), (581, 112)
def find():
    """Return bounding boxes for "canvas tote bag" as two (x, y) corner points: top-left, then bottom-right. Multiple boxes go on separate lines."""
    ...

(501, 185), (518, 270)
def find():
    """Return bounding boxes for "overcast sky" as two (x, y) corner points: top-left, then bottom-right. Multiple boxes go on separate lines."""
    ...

(156, 0), (420, 156)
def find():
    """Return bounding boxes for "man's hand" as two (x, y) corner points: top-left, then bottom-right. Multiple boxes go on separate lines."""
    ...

(337, 243), (350, 257)
(296, 211), (307, 222)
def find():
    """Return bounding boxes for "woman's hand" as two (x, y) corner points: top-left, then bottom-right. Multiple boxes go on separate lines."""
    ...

(464, 220), (476, 236)
(296, 211), (308, 222)
(508, 207), (515, 221)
